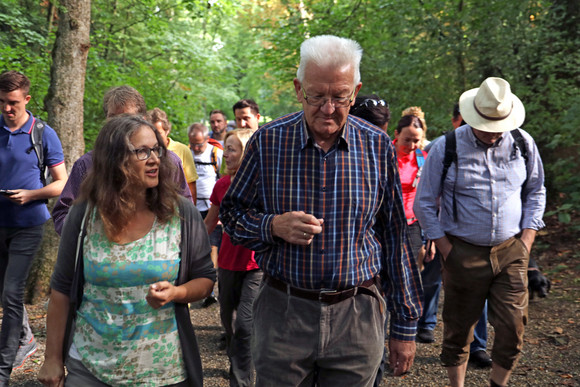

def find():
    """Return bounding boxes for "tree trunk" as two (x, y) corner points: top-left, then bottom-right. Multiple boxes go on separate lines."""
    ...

(25, 0), (91, 304)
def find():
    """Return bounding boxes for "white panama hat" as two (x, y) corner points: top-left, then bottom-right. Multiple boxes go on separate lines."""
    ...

(459, 77), (525, 133)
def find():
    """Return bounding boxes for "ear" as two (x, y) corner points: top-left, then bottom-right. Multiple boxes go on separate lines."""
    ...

(255, 113), (261, 121)
(350, 82), (363, 106)
(293, 78), (303, 102)
(24, 94), (31, 105)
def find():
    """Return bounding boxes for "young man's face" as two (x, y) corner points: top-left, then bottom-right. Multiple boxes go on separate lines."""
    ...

(0, 89), (31, 128)
(234, 107), (260, 130)
(210, 113), (228, 134)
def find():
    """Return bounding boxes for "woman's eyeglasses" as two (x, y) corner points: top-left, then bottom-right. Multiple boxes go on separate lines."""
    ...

(132, 146), (164, 160)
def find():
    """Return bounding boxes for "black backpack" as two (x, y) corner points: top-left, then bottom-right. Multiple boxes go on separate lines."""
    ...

(441, 128), (529, 222)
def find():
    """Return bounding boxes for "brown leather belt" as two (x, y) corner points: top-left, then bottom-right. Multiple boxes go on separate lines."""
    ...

(264, 275), (380, 305)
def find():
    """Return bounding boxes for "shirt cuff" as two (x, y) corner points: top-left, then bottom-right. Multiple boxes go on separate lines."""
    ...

(389, 316), (419, 342)
(260, 214), (277, 245)
(521, 218), (545, 231)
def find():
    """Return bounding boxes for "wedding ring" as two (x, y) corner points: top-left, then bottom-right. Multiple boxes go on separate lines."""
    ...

(303, 232), (307, 238)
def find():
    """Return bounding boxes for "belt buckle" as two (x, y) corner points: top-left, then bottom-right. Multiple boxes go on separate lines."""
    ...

(318, 289), (339, 302)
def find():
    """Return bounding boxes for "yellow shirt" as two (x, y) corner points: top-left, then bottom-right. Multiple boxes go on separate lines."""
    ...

(167, 138), (198, 183)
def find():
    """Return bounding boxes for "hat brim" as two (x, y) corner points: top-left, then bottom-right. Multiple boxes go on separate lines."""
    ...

(459, 87), (525, 133)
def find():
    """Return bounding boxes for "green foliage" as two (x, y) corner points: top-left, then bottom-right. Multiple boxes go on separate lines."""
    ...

(0, 0), (52, 114)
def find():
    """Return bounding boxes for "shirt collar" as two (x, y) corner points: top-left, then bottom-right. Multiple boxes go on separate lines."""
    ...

(299, 112), (350, 152)
(0, 110), (34, 134)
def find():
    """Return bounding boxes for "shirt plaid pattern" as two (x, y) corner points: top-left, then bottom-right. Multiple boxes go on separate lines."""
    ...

(220, 111), (422, 340)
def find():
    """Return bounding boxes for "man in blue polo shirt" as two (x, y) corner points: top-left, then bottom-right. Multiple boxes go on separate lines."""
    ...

(0, 71), (67, 385)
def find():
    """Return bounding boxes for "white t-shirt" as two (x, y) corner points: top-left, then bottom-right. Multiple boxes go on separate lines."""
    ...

(192, 145), (223, 212)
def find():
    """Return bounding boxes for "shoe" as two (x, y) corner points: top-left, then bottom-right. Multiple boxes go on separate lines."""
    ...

(218, 333), (227, 351)
(201, 294), (218, 308)
(469, 350), (492, 368)
(415, 328), (435, 343)
(13, 336), (37, 370)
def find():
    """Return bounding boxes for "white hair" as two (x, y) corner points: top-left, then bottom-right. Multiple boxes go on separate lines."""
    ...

(296, 35), (363, 86)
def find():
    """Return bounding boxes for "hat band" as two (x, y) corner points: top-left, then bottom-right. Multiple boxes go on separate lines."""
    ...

(473, 101), (513, 121)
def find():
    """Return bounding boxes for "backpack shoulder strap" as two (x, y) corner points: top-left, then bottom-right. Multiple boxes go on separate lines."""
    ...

(211, 146), (220, 176)
(441, 130), (457, 186)
(207, 137), (223, 150)
(415, 148), (425, 168)
(412, 149), (425, 188)
(31, 118), (46, 186)
(510, 128), (530, 188)
(441, 130), (459, 222)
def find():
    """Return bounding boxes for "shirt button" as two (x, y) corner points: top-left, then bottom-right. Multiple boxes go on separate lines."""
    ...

(320, 249), (325, 254)
(322, 187), (326, 192)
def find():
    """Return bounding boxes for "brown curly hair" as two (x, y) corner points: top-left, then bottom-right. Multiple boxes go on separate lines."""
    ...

(79, 115), (180, 241)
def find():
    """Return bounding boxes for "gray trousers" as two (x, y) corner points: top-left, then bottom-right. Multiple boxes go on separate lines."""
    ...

(252, 281), (386, 387)
(0, 225), (42, 383)
(218, 268), (262, 387)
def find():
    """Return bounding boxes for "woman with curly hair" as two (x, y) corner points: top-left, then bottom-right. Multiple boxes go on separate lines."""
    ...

(38, 115), (215, 387)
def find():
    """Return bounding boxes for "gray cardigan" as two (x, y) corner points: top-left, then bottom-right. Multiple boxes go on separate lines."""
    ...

(51, 197), (216, 387)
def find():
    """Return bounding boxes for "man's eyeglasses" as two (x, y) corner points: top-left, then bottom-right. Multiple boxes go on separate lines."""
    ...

(301, 88), (355, 108)
(131, 146), (164, 160)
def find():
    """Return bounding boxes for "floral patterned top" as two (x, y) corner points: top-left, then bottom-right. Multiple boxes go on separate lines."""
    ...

(71, 209), (186, 386)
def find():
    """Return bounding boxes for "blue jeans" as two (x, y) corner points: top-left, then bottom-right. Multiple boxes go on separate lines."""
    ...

(0, 225), (43, 383)
(418, 254), (488, 353)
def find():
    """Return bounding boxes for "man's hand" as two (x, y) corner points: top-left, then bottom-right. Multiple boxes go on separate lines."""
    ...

(271, 211), (323, 245)
(5, 189), (35, 205)
(388, 337), (416, 376)
(434, 236), (453, 261)
(520, 228), (537, 254)
(423, 240), (436, 263)
(146, 281), (177, 309)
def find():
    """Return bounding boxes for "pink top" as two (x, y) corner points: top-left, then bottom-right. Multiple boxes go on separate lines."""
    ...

(394, 140), (427, 225)
(210, 175), (259, 271)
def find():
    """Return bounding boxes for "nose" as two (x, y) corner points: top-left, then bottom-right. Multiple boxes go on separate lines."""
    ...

(320, 99), (336, 114)
(148, 151), (161, 163)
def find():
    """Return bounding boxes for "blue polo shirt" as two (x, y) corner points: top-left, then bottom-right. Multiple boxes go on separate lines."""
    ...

(0, 111), (65, 227)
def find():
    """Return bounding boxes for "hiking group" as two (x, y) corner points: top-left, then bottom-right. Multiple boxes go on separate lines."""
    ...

(0, 34), (549, 387)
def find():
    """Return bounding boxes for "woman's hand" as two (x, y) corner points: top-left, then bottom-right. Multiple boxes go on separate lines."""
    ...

(38, 358), (65, 387)
(146, 281), (177, 309)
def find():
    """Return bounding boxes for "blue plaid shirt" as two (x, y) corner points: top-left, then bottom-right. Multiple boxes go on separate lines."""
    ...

(220, 111), (423, 340)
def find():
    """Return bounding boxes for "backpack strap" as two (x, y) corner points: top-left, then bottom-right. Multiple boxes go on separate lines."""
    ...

(412, 149), (425, 188)
(441, 131), (459, 222)
(207, 137), (224, 150)
(510, 129), (530, 189)
(30, 118), (46, 186)
(210, 146), (220, 178)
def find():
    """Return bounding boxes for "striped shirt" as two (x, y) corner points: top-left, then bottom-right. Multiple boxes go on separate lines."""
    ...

(220, 111), (423, 340)
(414, 125), (546, 246)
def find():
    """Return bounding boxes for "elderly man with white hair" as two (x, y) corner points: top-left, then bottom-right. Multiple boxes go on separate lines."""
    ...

(220, 35), (423, 386)
(414, 77), (546, 387)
